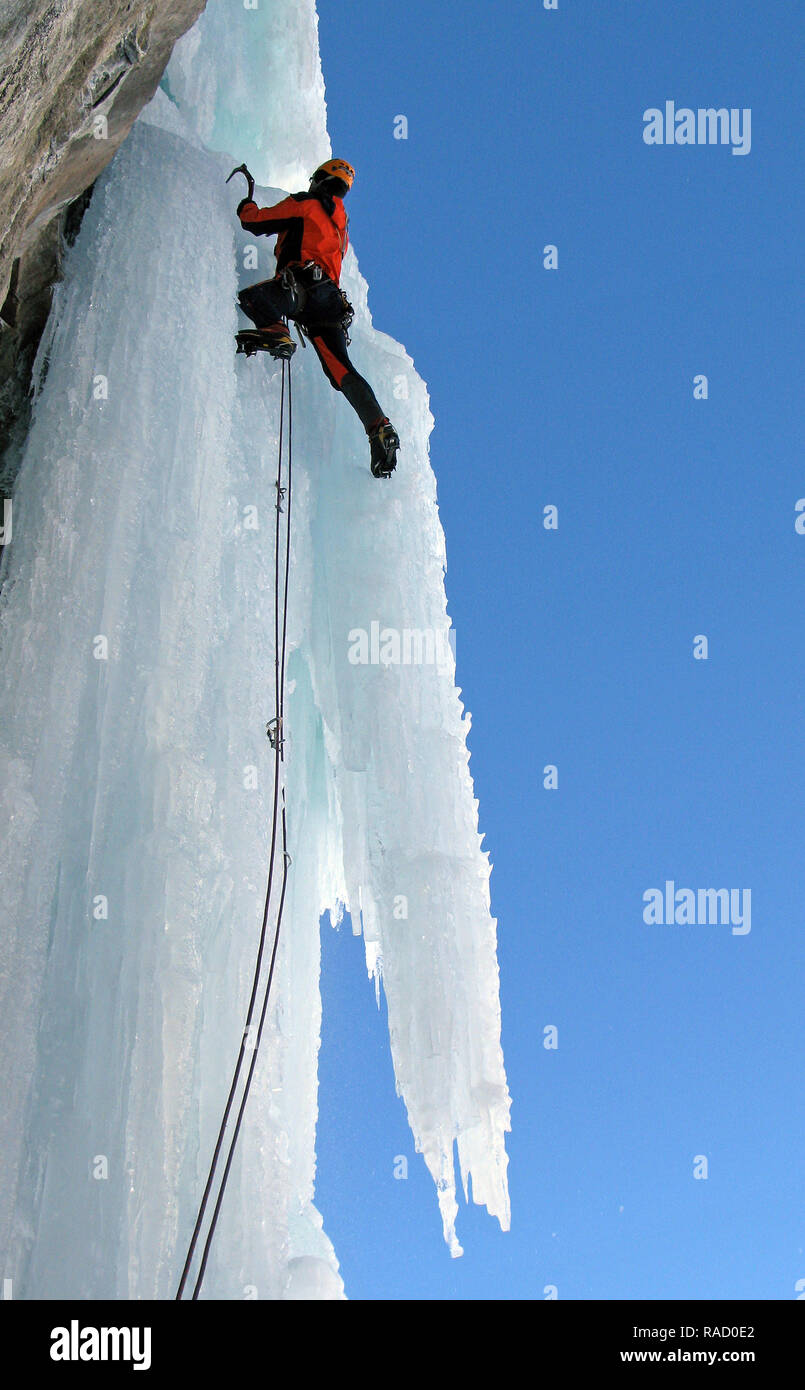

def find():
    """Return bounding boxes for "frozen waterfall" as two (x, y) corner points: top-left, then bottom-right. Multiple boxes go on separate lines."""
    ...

(0, 0), (510, 1298)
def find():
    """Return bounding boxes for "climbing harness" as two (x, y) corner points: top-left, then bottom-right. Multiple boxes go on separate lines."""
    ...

(280, 262), (355, 345)
(176, 353), (294, 1300)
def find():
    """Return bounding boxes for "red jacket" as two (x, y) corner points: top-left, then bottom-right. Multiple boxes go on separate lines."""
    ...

(238, 192), (349, 285)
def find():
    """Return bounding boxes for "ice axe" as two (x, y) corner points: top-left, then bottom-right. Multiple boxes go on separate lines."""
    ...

(226, 162), (255, 202)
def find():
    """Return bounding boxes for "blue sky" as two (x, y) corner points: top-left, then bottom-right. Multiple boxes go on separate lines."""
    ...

(313, 0), (805, 1299)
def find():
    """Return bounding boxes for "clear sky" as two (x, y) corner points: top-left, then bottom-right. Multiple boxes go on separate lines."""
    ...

(312, 0), (805, 1299)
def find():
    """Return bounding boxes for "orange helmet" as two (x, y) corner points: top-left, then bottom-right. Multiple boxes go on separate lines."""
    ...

(310, 158), (355, 193)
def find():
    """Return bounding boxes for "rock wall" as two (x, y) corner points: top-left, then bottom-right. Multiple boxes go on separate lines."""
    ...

(0, 0), (207, 465)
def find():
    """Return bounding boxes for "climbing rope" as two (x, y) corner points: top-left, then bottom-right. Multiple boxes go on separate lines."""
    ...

(176, 357), (294, 1300)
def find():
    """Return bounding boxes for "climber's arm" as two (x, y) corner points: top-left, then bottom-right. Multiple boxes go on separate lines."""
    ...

(237, 195), (301, 237)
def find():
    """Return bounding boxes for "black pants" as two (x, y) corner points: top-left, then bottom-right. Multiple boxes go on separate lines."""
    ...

(238, 274), (386, 433)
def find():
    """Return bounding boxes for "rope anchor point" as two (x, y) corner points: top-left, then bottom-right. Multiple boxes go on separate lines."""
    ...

(266, 716), (283, 751)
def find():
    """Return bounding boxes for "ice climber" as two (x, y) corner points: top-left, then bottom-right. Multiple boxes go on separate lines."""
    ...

(231, 158), (399, 479)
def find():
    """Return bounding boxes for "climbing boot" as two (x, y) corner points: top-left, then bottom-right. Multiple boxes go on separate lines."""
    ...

(368, 418), (399, 478)
(236, 322), (296, 359)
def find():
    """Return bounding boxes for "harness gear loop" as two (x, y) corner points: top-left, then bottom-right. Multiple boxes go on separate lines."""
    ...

(279, 265), (305, 315)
